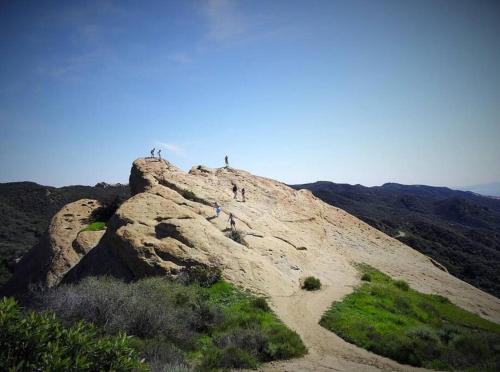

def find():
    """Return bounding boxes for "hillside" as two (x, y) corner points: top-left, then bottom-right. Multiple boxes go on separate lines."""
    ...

(0, 182), (129, 286)
(3, 158), (499, 371)
(291, 181), (500, 298)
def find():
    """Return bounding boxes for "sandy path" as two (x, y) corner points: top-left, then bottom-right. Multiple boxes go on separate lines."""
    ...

(259, 284), (427, 372)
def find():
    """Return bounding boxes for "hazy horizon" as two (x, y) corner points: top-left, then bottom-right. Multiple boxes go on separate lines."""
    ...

(1, 1), (499, 189)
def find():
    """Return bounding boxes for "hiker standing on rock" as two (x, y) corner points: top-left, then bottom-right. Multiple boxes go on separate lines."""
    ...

(232, 183), (238, 199)
(242, 188), (246, 202)
(150, 148), (155, 158)
(228, 212), (236, 230)
(225, 155), (229, 168)
(157, 149), (162, 160)
(214, 202), (221, 218)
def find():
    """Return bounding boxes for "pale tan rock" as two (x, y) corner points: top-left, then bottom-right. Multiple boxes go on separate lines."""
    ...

(2, 199), (103, 295)
(20, 157), (500, 371)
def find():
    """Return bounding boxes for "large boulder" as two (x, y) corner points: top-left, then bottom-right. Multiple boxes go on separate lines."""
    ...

(1, 199), (103, 296)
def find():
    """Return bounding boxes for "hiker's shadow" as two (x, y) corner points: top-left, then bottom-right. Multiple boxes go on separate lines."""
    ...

(206, 216), (217, 221)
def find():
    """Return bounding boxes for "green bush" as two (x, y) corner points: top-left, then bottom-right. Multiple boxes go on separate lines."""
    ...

(226, 229), (247, 246)
(394, 280), (409, 291)
(302, 276), (321, 291)
(0, 297), (146, 371)
(181, 190), (197, 201)
(251, 297), (271, 312)
(36, 276), (307, 371)
(361, 273), (371, 281)
(320, 265), (500, 371)
(178, 265), (222, 288)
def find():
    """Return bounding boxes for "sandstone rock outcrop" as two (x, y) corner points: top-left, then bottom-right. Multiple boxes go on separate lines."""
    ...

(5, 158), (500, 371)
(2, 199), (103, 296)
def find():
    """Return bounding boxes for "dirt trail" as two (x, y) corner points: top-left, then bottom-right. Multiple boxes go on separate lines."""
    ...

(262, 285), (427, 372)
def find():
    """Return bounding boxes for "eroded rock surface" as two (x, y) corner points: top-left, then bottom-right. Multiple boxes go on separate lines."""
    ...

(6, 158), (500, 371)
(2, 199), (103, 296)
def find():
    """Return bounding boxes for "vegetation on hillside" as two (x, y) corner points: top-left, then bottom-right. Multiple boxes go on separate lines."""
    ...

(80, 221), (106, 232)
(302, 276), (321, 291)
(32, 270), (306, 370)
(293, 181), (500, 298)
(320, 265), (500, 371)
(0, 297), (146, 371)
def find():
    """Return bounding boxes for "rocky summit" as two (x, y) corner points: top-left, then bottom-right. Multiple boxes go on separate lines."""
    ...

(5, 158), (500, 371)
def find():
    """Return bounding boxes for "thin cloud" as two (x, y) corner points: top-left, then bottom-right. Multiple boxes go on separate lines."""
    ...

(168, 52), (193, 64)
(155, 142), (187, 157)
(203, 0), (245, 42)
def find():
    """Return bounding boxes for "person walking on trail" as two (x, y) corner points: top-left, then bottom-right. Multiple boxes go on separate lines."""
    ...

(214, 202), (221, 218)
(242, 188), (246, 202)
(150, 148), (155, 158)
(232, 183), (238, 199)
(225, 155), (229, 168)
(228, 212), (236, 230)
(157, 149), (162, 160)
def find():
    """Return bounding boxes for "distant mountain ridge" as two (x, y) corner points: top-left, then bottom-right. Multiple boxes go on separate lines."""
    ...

(291, 181), (500, 298)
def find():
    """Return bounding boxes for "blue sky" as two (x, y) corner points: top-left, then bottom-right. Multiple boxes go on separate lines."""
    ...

(1, 0), (499, 187)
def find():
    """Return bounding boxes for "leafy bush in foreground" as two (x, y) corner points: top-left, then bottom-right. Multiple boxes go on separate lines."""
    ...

(320, 265), (500, 371)
(302, 276), (321, 291)
(0, 297), (146, 371)
(35, 276), (306, 370)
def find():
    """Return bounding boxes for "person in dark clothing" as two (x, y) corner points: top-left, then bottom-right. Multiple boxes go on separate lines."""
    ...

(232, 184), (238, 199)
(228, 212), (236, 230)
(225, 155), (229, 167)
(150, 148), (155, 158)
(242, 188), (246, 202)
(157, 149), (162, 160)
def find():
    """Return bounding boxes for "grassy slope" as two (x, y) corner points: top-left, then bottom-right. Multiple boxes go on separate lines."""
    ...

(80, 221), (106, 232)
(320, 265), (500, 371)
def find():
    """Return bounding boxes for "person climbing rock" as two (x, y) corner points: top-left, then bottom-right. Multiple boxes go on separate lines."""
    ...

(225, 155), (229, 168)
(232, 183), (238, 199)
(214, 202), (221, 218)
(242, 188), (246, 202)
(228, 212), (236, 230)
(150, 148), (155, 158)
(157, 149), (162, 160)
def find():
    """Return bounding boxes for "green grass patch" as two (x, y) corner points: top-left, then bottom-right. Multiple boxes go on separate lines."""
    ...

(0, 297), (146, 371)
(35, 273), (306, 370)
(80, 221), (106, 232)
(320, 265), (500, 371)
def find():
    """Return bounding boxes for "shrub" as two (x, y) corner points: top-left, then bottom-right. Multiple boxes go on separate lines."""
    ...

(226, 229), (247, 245)
(361, 273), (371, 282)
(394, 280), (409, 291)
(178, 265), (222, 287)
(302, 276), (321, 291)
(35, 276), (307, 371)
(181, 190), (197, 201)
(0, 297), (146, 371)
(251, 297), (271, 312)
(90, 195), (126, 222)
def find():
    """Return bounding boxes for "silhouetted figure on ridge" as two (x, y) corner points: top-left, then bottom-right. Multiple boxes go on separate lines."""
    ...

(225, 155), (229, 168)
(157, 149), (162, 160)
(150, 148), (155, 158)
(228, 212), (236, 230)
(232, 183), (238, 199)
